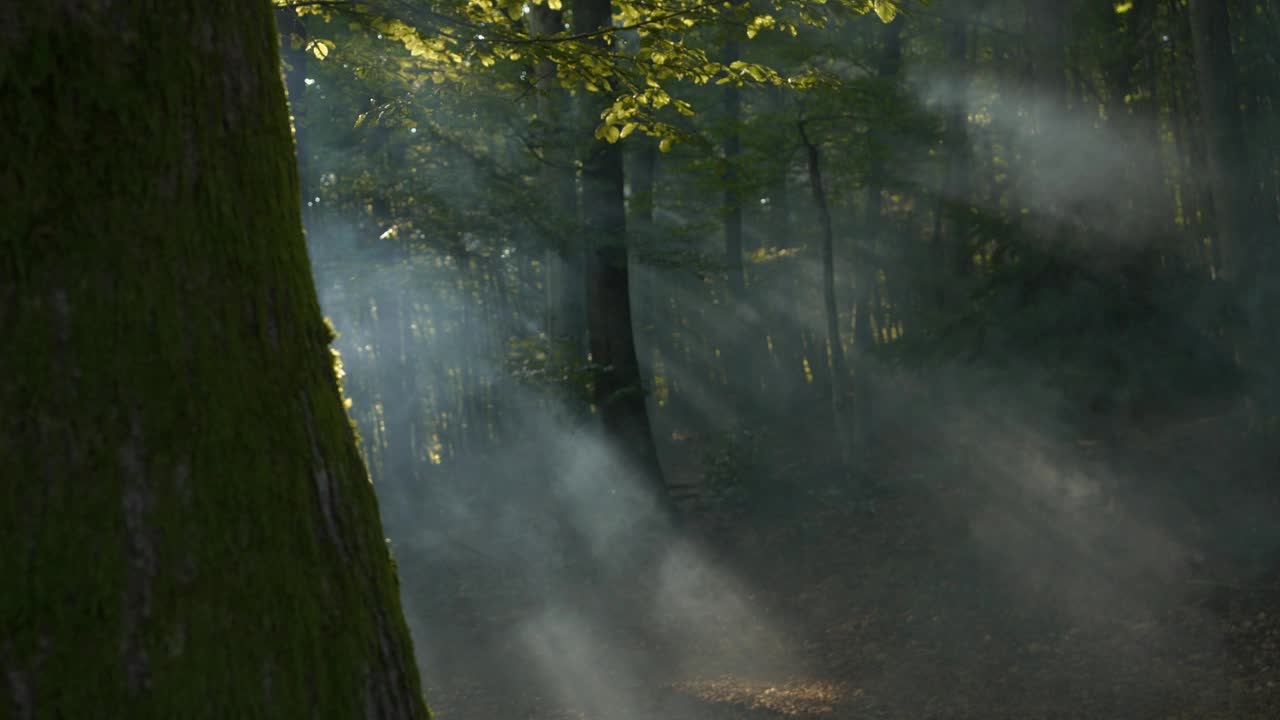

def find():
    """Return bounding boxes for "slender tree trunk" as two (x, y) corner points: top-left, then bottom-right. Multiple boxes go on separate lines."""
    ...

(765, 153), (805, 410)
(1187, 0), (1270, 282)
(374, 279), (423, 538)
(799, 122), (852, 470)
(1027, 0), (1068, 226)
(722, 41), (747, 300)
(855, 17), (903, 451)
(572, 0), (668, 496)
(628, 140), (659, 340)
(1104, 0), (1164, 307)
(1169, 14), (1219, 270)
(627, 140), (663, 411)
(629, 144), (658, 240)
(1, 3), (429, 717)
(721, 38), (753, 417)
(1187, 0), (1280, 405)
(530, 3), (587, 363)
(934, 2), (975, 309)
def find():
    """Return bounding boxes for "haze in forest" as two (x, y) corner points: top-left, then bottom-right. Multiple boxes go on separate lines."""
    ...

(287, 0), (1280, 716)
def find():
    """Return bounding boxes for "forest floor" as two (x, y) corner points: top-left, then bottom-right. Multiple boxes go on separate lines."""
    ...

(414, 405), (1280, 719)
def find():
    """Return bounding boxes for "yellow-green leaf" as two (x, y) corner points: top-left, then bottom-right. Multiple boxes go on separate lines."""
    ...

(307, 39), (334, 60)
(873, 0), (897, 23)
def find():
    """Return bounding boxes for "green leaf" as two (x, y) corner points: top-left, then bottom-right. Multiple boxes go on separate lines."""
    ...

(306, 39), (335, 60)
(597, 124), (621, 143)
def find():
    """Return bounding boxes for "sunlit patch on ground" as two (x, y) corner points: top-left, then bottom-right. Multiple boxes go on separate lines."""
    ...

(670, 676), (850, 715)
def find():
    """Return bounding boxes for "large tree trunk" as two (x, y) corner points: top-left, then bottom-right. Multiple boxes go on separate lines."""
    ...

(0, 4), (429, 718)
(571, 0), (668, 495)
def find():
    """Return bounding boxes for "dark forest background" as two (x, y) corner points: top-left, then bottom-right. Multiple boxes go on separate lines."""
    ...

(278, 0), (1280, 716)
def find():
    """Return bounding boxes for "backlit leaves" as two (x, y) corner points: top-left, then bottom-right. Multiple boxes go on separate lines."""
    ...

(307, 38), (336, 60)
(872, 0), (897, 23)
(276, 0), (897, 144)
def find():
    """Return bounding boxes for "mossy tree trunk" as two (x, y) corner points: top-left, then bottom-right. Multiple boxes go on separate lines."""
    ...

(0, 3), (430, 718)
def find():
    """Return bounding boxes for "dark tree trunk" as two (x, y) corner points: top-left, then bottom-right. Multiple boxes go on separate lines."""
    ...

(572, 0), (667, 495)
(627, 140), (663, 409)
(629, 143), (658, 233)
(934, 1), (975, 310)
(1103, 0), (1165, 302)
(1187, 0), (1270, 281)
(799, 122), (852, 470)
(765, 153), (805, 408)
(373, 279), (423, 538)
(721, 36), (756, 417)
(1187, 0), (1280, 404)
(722, 40), (747, 300)
(0, 3), (429, 718)
(855, 17), (904, 449)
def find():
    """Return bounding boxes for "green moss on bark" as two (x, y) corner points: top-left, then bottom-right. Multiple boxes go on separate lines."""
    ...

(0, 3), (430, 718)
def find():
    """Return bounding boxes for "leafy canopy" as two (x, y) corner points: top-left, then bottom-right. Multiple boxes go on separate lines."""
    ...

(277, 0), (899, 147)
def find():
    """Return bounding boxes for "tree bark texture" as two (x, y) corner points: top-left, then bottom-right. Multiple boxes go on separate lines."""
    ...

(0, 3), (430, 718)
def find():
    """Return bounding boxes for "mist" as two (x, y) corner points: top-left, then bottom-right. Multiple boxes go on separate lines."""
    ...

(284, 0), (1280, 717)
